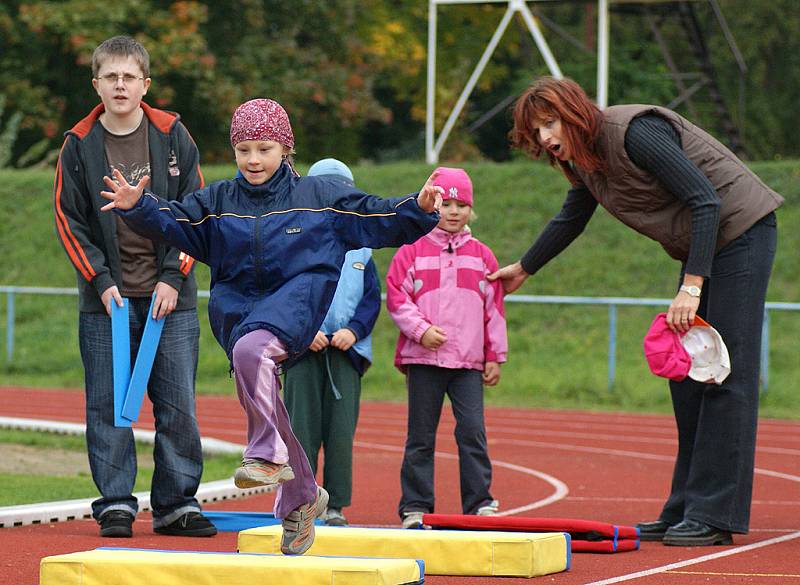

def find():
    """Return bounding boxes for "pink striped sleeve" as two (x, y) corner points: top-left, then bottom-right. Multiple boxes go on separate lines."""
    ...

(386, 244), (432, 343)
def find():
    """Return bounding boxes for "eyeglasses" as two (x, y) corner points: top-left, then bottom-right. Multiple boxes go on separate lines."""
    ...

(96, 73), (145, 85)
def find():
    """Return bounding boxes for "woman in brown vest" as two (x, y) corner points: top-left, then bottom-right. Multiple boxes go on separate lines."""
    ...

(490, 77), (781, 547)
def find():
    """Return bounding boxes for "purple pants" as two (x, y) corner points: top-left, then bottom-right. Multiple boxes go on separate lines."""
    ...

(232, 329), (317, 518)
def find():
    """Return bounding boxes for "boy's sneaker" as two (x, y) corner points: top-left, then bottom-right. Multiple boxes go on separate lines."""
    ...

(323, 507), (348, 526)
(234, 458), (295, 489)
(281, 486), (329, 555)
(476, 499), (500, 516)
(99, 510), (134, 538)
(401, 511), (425, 529)
(154, 511), (218, 537)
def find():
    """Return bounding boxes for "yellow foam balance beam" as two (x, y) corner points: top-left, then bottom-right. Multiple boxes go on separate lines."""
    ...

(40, 548), (424, 585)
(238, 526), (570, 577)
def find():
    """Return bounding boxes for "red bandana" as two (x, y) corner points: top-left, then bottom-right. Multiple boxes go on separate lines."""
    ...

(230, 98), (294, 149)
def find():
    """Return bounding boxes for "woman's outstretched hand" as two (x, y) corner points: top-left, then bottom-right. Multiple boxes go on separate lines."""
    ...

(417, 170), (444, 213)
(487, 261), (529, 294)
(100, 168), (149, 211)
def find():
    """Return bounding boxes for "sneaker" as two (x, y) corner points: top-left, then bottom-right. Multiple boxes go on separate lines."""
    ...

(99, 510), (133, 538)
(323, 507), (348, 526)
(154, 511), (218, 537)
(401, 511), (425, 529)
(281, 486), (329, 555)
(476, 499), (500, 516)
(234, 458), (295, 489)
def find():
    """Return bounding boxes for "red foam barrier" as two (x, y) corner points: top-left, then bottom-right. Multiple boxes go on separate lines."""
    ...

(422, 514), (640, 554)
(575, 539), (640, 553)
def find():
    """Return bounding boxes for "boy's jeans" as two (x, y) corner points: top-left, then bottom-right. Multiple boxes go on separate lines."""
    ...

(79, 300), (203, 527)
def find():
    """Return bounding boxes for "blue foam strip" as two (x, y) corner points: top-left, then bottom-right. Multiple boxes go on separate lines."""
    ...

(121, 295), (164, 422)
(111, 299), (131, 428)
(564, 533), (572, 571)
(204, 511), (282, 532)
(613, 525), (619, 551)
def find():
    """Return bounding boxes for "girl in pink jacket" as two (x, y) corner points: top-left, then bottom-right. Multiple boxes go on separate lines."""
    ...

(386, 167), (508, 529)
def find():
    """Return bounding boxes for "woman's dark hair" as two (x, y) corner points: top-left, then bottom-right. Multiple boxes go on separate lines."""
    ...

(510, 76), (604, 183)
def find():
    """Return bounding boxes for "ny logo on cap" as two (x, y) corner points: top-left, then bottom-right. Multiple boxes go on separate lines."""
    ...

(448, 187), (459, 199)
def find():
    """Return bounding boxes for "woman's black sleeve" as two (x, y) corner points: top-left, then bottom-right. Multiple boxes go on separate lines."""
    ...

(625, 115), (721, 276)
(520, 185), (598, 275)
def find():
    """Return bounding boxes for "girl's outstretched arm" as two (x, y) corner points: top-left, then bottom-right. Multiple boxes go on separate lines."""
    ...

(100, 170), (215, 265)
(100, 169), (148, 211)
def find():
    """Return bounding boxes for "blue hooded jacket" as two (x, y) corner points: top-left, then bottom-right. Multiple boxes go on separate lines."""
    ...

(116, 162), (438, 366)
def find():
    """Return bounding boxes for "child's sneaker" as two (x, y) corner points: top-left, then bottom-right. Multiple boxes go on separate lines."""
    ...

(401, 511), (425, 529)
(476, 499), (500, 516)
(323, 507), (348, 526)
(234, 458), (295, 489)
(281, 486), (329, 555)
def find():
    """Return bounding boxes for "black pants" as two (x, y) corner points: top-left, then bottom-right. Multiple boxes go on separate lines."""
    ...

(399, 365), (494, 517)
(659, 213), (777, 534)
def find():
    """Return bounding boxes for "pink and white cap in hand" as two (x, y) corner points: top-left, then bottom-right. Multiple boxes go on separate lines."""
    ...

(643, 313), (731, 385)
(681, 315), (731, 384)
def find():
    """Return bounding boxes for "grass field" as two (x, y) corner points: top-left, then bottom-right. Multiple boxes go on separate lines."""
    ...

(0, 428), (242, 506)
(1, 159), (798, 418)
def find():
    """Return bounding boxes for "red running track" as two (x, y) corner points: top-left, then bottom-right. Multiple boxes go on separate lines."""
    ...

(1, 386), (799, 585)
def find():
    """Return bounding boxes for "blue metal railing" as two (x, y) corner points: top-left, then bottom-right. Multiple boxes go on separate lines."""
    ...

(3, 286), (799, 391)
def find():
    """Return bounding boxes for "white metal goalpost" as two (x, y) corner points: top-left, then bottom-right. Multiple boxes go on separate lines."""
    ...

(425, 0), (610, 164)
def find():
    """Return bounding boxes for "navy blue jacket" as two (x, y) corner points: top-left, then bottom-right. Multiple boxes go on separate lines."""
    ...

(117, 162), (438, 365)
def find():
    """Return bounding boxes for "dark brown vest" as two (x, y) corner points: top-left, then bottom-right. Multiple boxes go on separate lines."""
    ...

(574, 105), (783, 260)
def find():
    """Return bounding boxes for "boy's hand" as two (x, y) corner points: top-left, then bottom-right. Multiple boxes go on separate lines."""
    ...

(420, 325), (447, 350)
(101, 285), (124, 316)
(309, 331), (330, 352)
(483, 361), (501, 386)
(100, 168), (149, 211)
(331, 328), (357, 351)
(417, 170), (444, 213)
(152, 282), (179, 320)
(488, 261), (529, 294)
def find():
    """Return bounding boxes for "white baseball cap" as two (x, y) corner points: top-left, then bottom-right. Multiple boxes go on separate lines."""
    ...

(681, 316), (731, 385)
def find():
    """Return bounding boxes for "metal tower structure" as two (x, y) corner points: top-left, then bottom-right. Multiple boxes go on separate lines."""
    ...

(425, 0), (746, 163)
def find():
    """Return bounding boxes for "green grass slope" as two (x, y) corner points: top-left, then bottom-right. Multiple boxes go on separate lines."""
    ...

(1, 160), (798, 417)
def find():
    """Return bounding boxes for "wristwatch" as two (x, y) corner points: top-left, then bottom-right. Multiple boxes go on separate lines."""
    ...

(679, 284), (702, 298)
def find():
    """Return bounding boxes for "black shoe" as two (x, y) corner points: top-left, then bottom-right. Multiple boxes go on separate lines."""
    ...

(99, 510), (133, 538)
(663, 519), (733, 546)
(154, 511), (217, 537)
(636, 519), (673, 542)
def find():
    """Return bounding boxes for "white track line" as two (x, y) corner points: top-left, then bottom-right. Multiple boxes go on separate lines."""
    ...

(353, 422), (800, 456)
(566, 496), (800, 507)
(583, 531), (800, 585)
(496, 437), (800, 484)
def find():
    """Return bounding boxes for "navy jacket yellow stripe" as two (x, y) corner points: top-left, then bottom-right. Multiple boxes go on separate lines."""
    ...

(117, 163), (438, 365)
